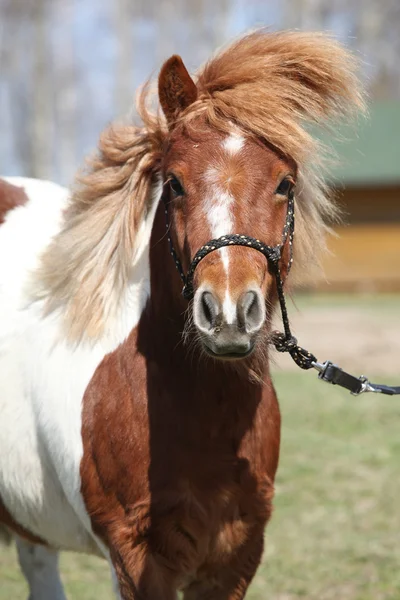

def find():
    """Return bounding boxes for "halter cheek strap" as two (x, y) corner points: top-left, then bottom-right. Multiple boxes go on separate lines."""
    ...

(162, 190), (400, 397)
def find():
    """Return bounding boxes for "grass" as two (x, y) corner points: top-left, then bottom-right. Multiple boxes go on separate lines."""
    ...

(249, 372), (400, 600)
(1, 371), (400, 599)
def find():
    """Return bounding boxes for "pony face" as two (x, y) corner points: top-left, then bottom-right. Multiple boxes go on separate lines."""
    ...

(163, 121), (296, 359)
(159, 56), (296, 359)
(159, 59), (296, 359)
(163, 124), (296, 359)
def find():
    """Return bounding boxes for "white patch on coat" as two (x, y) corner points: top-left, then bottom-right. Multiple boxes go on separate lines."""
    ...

(0, 176), (160, 556)
(222, 132), (245, 154)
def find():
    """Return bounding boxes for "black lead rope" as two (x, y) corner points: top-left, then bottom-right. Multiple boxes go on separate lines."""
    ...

(271, 270), (400, 396)
(163, 191), (400, 397)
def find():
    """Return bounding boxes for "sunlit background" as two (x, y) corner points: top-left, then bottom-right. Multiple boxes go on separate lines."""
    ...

(1, 1), (400, 599)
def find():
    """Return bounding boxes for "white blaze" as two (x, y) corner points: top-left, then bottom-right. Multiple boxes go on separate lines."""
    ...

(203, 179), (234, 275)
(223, 132), (245, 154)
(202, 133), (246, 321)
(223, 289), (237, 325)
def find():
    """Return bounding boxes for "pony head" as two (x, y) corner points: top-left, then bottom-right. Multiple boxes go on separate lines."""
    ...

(157, 31), (364, 359)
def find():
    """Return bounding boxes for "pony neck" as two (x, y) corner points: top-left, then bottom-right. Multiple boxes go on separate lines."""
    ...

(141, 201), (191, 351)
(137, 201), (272, 388)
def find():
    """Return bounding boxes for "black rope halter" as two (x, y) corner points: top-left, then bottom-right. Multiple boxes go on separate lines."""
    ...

(163, 189), (400, 397)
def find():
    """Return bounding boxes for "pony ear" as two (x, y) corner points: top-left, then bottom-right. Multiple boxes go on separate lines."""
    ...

(158, 55), (198, 125)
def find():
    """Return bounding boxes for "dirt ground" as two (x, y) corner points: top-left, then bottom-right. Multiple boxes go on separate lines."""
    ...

(272, 294), (400, 377)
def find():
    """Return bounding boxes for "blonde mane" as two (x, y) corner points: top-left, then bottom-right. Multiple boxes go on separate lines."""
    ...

(36, 30), (365, 341)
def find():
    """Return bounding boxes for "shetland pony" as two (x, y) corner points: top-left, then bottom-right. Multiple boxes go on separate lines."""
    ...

(0, 31), (363, 599)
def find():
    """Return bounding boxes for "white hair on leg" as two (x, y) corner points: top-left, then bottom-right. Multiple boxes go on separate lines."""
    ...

(16, 536), (66, 600)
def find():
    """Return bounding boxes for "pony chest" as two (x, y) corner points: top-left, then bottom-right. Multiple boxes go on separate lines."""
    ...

(149, 463), (273, 580)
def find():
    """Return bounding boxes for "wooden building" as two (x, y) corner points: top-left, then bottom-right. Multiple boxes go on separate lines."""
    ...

(302, 101), (400, 292)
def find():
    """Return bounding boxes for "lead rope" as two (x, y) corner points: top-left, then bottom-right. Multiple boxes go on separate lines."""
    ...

(270, 259), (400, 396)
(163, 191), (400, 397)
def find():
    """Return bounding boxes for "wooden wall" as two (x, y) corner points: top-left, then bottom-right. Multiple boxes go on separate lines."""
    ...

(299, 186), (400, 291)
(336, 186), (400, 224)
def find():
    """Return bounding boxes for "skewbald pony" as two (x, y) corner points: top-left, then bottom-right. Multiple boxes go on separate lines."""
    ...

(35, 30), (365, 341)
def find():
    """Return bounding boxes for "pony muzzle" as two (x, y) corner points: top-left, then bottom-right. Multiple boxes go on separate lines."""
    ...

(193, 287), (266, 359)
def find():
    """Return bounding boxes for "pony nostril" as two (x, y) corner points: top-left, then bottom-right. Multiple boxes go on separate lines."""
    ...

(238, 290), (265, 333)
(198, 291), (220, 330)
(202, 295), (213, 327)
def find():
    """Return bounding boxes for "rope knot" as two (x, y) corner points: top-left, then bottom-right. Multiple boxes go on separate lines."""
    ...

(271, 331), (298, 353)
(271, 331), (317, 370)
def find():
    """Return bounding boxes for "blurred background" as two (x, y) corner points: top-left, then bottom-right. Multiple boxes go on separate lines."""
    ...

(1, 1), (399, 599)
(1, 0), (400, 291)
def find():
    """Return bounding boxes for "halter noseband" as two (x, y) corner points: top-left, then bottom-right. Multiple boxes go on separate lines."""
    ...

(163, 192), (295, 300)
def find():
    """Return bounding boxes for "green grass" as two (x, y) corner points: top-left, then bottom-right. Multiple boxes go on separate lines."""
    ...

(250, 372), (400, 600)
(1, 371), (400, 599)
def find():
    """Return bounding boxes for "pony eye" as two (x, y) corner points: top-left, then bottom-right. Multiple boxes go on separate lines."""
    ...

(275, 178), (294, 197)
(168, 175), (185, 197)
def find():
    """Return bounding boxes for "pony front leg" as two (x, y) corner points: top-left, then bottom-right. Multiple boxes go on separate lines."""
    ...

(16, 536), (66, 600)
(182, 530), (264, 600)
(110, 543), (178, 600)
